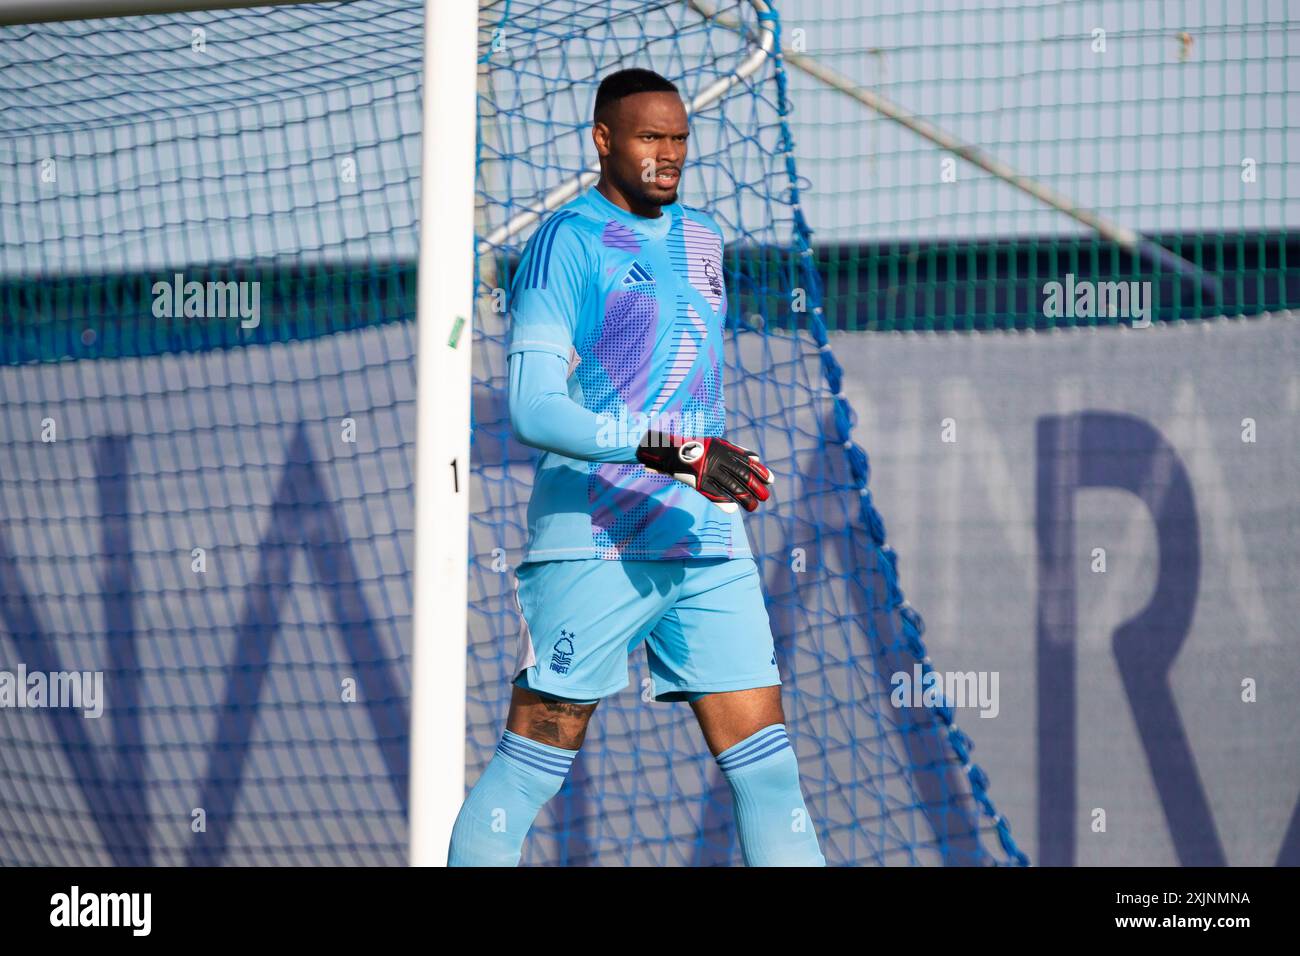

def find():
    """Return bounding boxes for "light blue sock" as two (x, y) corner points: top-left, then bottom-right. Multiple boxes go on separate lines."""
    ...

(447, 729), (577, 866)
(717, 724), (827, 866)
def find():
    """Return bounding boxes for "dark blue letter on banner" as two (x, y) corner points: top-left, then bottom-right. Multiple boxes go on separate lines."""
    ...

(1035, 411), (1223, 866)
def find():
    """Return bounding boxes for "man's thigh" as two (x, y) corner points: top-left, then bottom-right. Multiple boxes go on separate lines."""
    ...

(645, 557), (781, 708)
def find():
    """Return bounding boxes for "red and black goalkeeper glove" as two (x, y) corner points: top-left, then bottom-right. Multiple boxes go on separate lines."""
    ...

(636, 431), (774, 513)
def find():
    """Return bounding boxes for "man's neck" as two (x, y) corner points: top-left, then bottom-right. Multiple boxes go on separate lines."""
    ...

(595, 179), (664, 220)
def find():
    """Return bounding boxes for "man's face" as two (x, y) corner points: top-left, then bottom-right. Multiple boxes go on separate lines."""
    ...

(594, 91), (689, 209)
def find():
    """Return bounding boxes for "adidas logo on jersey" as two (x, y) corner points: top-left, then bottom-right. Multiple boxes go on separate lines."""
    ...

(620, 261), (655, 287)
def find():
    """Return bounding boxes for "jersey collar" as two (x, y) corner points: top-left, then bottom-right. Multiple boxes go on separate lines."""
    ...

(586, 185), (679, 241)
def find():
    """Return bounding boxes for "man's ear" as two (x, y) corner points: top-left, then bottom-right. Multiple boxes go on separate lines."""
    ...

(591, 120), (611, 158)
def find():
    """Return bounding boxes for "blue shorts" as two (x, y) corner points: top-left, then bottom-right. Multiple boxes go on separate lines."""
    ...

(511, 557), (780, 704)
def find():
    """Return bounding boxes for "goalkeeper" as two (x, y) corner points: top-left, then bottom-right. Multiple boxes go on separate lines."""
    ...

(448, 68), (826, 867)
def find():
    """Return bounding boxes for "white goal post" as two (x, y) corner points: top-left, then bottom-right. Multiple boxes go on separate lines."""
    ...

(408, 0), (477, 867)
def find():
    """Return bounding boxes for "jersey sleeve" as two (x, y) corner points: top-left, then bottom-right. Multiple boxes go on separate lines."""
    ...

(506, 214), (589, 361)
(507, 350), (644, 463)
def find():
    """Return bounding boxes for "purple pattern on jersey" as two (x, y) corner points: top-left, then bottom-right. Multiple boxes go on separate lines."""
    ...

(652, 299), (707, 418)
(593, 289), (657, 411)
(601, 220), (641, 253)
(588, 355), (726, 558)
(590, 466), (720, 559)
(590, 467), (670, 555)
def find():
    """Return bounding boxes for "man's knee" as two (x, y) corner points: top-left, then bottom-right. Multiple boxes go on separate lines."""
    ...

(689, 685), (785, 757)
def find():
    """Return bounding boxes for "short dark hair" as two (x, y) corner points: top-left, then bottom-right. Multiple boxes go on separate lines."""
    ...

(593, 68), (679, 123)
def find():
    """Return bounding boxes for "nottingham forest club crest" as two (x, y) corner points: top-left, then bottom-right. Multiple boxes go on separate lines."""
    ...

(549, 630), (577, 676)
(702, 257), (723, 297)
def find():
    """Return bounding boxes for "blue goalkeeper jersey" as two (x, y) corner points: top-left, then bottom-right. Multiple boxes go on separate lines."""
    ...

(506, 186), (753, 562)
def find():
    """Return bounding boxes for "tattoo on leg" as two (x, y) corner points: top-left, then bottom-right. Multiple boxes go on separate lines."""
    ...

(528, 700), (595, 748)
